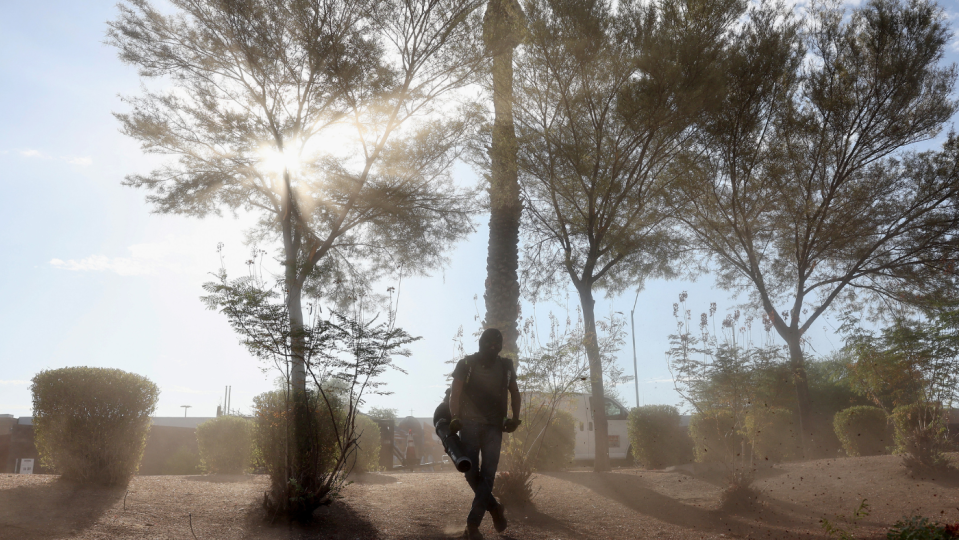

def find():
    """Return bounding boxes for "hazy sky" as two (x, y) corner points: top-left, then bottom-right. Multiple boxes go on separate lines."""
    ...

(2, 1), (958, 420)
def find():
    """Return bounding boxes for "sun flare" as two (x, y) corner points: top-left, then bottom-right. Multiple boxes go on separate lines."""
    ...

(257, 146), (303, 177)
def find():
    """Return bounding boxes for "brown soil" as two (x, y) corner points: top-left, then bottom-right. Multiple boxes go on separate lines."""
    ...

(2, 454), (958, 540)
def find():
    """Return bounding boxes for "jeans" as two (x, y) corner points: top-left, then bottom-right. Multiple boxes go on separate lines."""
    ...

(459, 421), (503, 526)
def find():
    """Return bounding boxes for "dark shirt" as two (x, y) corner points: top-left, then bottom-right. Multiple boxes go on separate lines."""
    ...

(451, 353), (516, 425)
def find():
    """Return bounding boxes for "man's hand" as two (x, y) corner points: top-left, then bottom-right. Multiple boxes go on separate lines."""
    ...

(449, 417), (463, 435)
(503, 418), (522, 433)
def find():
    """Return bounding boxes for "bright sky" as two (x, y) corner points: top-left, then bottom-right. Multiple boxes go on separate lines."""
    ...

(2, 1), (958, 420)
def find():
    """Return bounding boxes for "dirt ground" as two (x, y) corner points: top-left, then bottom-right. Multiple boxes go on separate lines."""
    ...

(2, 454), (958, 540)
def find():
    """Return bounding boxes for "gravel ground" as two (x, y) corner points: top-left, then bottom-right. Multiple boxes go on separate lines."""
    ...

(2, 454), (958, 540)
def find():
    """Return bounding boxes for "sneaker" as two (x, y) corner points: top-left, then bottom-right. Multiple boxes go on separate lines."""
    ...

(463, 525), (484, 540)
(490, 504), (507, 533)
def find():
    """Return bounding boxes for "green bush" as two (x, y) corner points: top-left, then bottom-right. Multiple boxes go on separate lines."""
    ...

(891, 403), (950, 471)
(197, 415), (254, 474)
(688, 409), (743, 464)
(833, 406), (888, 457)
(253, 389), (343, 503)
(347, 414), (383, 474)
(31, 367), (159, 486)
(886, 516), (958, 540)
(745, 407), (801, 463)
(627, 405), (693, 469)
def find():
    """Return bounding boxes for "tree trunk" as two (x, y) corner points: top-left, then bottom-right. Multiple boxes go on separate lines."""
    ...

(577, 284), (611, 472)
(483, 41), (521, 359)
(785, 331), (814, 457)
(281, 170), (321, 518)
(482, 0), (524, 360)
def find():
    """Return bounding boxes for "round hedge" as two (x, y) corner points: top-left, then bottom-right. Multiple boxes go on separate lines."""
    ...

(197, 415), (254, 474)
(627, 405), (693, 469)
(833, 406), (888, 457)
(32, 366), (159, 485)
(688, 409), (742, 464)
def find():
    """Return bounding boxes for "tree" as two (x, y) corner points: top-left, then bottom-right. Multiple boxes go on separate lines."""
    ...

(513, 0), (741, 471)
(842, 304), (959, 413)
(676, 0), (959, 450)
(109, 0), (482, 517)
(203, 260), (416, 514)
(481, 0), (527, 358)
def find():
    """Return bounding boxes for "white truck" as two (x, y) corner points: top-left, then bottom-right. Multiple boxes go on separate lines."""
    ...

(555, 393), (631, 461)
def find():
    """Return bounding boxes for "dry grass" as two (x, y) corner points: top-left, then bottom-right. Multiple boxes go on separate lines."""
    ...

(2, 454), (958, 539)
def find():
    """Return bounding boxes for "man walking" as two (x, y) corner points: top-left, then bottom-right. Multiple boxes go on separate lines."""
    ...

(450, 328), (521, 539)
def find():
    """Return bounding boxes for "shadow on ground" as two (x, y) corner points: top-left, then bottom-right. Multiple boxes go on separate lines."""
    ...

(242, 499), (388, 539)
(183, 473), (259, 484)
(0, 478), (124, 540)
(545, 471), (834, 540)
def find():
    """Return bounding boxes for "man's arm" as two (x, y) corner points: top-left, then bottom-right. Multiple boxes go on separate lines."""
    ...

(509, 379), (521, 420)
(450, 377), (465, 418)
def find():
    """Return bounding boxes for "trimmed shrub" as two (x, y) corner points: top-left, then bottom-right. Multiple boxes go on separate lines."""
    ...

(31, 367), (159, 485)
(627, 405), (693, 469)
(348, 414), (383, 474)
(833, 406), (888, 457)
(252, 389), (343, 507)
(688, 409), (743, 464)
(745, 407), (801, 463)
(197, 415), (254, 474)
(891, 403), (950, 471)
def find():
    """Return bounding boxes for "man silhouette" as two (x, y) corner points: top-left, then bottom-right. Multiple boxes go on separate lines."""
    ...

(449, 328), (521, 539)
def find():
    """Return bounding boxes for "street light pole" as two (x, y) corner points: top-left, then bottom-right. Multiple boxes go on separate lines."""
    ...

(630, 290), (640, 410)
(181, 405), (192, 418)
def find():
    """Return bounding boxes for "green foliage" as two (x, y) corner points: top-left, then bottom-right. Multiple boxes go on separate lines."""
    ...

(367, 407), (397, 422)
(821, 499), (870, 540)
(197, 416), (254, 474)
(31, 367), (159, 486)
(807, 353), (874, 457)
(627, 405), (693, 469)
(745, 407), (801, 463)
(688, 409), (743, 464)
(252, 389), (344, 504)
(886, 516), (958, 540)
(833, 406), (889, 457)
(527, 408), (576, 471)
(891, 403), (950, 471)
(348, 414), (383, 474)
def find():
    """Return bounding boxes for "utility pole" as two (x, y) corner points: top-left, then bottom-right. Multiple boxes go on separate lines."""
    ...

(630, 290), (641, 410)
(181, 405), (192, 417)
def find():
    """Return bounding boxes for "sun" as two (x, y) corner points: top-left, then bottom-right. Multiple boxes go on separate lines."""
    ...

(258, 145), (303, 177)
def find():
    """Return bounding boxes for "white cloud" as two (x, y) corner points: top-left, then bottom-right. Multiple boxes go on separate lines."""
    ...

(0, 380), (30, 386)
(50, 235), (212, 276)
(10, 148), (92, 166)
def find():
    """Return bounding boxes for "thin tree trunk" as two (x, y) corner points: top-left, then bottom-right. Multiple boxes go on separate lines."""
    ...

(577, 284), (611, 472)
(281, 167), (319, 517)
(785, 332), (813, 457)
(484, 44), (521, 359)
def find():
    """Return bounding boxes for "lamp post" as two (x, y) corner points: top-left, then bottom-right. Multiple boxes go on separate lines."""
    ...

(181, 405), (192, 418)
(630, 290), (640, 410)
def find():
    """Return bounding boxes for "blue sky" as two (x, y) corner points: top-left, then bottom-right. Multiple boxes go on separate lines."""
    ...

(1, 0), (958, 420)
